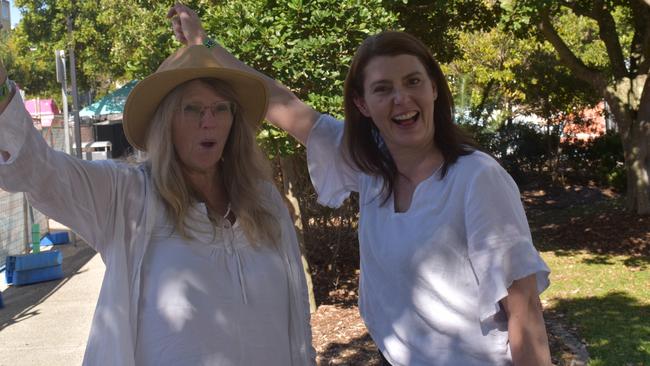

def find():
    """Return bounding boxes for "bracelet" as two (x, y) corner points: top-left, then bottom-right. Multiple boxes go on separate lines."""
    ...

(203, 37), (218, 49)
(0, 79), (12, 104)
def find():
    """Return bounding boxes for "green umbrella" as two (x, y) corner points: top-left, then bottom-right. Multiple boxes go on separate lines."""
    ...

(79, 80), (138, 119)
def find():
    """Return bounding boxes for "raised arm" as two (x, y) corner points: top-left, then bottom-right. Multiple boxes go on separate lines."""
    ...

(168, 3), (319, 145)
(0, 61), (145, 254)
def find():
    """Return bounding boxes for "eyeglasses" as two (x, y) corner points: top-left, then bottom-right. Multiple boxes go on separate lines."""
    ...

(181, 101), (235, 125)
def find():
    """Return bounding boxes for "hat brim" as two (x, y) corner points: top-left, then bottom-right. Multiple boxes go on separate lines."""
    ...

(123, 68), (268, 151)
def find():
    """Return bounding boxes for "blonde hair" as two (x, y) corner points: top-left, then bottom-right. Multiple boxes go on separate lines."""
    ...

(145, 78), (280, 247)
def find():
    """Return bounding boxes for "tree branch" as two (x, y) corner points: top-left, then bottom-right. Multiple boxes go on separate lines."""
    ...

(591, 0), (628, 78)
(538, 10), (608, 89)
(561, 1), (628, 78)
(631, 0), (650, 74)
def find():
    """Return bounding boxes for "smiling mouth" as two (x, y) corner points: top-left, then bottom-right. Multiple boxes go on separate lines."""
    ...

(391, 111), (419, 126)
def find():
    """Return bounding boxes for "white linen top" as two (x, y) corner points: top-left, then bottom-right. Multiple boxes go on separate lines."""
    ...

(0, 92), (315, 365)
(135, 205), (291, 366)
(307, 114), (551, 366)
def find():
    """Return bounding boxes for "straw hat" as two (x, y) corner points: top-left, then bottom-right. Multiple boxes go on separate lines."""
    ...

(123, 45), (268, 151)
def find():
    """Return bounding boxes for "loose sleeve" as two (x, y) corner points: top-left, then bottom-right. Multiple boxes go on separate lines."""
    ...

(464, 160), (550, 323)
(306, 114), (359, 208)
(264, 183), (316, 365)
(0, 93), (144, 254)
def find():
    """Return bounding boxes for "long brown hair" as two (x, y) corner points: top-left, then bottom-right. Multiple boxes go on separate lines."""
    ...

(343, 31), (475, 203)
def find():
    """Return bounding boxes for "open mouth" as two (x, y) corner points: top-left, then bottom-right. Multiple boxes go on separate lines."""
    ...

(199, 140), (217, 148)
(391, 111), (419, 127)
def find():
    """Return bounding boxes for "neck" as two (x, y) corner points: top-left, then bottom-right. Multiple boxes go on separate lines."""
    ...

(183, 165), (227, 211)
(389, 143), (444, 184)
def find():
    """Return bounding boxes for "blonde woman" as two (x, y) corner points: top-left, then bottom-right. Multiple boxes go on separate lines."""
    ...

(0, 46), (315, 365)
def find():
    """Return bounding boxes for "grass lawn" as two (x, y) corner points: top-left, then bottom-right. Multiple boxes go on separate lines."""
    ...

(540, 251), (649, 365)
(527, 197), (650, 365)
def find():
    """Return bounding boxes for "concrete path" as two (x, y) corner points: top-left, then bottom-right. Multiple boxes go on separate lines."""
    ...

(0, 230), (103, 366)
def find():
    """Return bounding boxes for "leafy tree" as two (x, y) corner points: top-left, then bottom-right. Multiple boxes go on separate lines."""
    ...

(503, 0), (650, 214)
(387, 0), (502, 63)
(9, 0), (114, 97)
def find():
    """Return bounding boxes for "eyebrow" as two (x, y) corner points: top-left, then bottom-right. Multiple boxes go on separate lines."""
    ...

(368, 71), (425, 88)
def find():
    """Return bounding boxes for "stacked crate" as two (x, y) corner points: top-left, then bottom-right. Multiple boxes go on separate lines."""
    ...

(4, 250), (63, 286)
(4, 225), (65, 286)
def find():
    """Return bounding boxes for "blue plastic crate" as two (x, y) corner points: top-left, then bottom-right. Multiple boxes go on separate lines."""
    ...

(46, 231), (70, 245)
(5, 250), (62, 272)
(40, 236), (54, 247)
(7, 265), (63, 286)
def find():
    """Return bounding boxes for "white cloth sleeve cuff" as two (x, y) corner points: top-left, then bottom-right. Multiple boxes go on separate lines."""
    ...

(306, 114), (356, 208)
(474, 240), (551, 323)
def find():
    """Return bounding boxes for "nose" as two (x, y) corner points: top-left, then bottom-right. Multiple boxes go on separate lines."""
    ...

(199, 110), (219, 129)
(392, 87), (409, 105)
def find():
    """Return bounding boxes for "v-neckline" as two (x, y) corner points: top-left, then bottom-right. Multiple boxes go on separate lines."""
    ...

(391, 164), (442, 214)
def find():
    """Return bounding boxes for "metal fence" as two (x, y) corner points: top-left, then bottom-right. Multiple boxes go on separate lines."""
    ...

(0, 192), (48, 269)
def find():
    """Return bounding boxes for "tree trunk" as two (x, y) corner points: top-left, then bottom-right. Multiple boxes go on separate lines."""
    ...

(625, 126), (650, 214)
(278, 154), (317, 312)
(605, 76), (650, 214)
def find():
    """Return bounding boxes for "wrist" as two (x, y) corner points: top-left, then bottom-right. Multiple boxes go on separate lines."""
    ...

(0, 78), (13, 105)
(190, 30), (209, 46)
(203, 37), (218, 49)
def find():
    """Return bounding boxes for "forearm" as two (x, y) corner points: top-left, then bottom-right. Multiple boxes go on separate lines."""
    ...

(169, 4), (319, 144)
(207, 43), (319, 144)
(504, 275), (552, 366)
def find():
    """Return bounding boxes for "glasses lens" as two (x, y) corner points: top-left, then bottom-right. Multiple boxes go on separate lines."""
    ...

(211, 101), (233, 116)
(182, 104), (203, 123)
(182, 101), (234, 124)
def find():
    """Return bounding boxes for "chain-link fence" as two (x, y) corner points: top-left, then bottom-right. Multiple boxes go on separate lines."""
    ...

(0, 192), (48, 269)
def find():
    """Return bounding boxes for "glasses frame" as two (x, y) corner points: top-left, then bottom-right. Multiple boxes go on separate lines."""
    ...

(180, 100), (236, 125)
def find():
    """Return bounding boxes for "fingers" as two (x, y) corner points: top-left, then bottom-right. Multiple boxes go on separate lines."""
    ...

(172, 21), (187, 43)
(167, 3), (205, 46)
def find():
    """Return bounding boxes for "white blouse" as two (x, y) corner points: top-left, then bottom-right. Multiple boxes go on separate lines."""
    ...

(135, 205), (291, 366)
(306, 114), (551, 366)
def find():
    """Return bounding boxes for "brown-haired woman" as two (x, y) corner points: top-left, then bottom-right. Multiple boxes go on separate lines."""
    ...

(170, 4), (552, 366)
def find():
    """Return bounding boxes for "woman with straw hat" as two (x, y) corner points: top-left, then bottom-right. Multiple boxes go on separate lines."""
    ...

(0, 46), (315, 365)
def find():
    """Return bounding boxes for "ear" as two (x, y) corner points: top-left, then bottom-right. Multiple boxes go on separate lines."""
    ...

(353, 95), (371, 117)
(432, 83), (438, 101)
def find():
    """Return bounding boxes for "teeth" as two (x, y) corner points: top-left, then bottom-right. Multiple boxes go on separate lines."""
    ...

(393, 111), (418, 121)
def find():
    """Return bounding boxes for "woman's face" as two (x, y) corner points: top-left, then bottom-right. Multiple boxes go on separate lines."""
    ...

(172, 80), (234, 175)
(354, 54), (438, 155)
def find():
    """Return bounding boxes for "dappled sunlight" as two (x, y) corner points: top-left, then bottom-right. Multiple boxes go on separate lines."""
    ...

(525, 188), (650, 266)
(547, 291), (650, 364)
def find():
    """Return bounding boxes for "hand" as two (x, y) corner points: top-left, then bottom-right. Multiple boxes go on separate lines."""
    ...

(167, 2), (207, 46)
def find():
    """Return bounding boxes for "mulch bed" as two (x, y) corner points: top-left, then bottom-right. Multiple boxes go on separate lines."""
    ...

(307, 183), (649, 365)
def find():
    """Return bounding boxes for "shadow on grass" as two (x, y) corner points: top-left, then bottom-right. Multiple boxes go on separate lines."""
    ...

(318, 332), (381, 366)
(527, 198), (650, 268)
(0, 241), (97, 331)
(549, 291), (650, 365)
